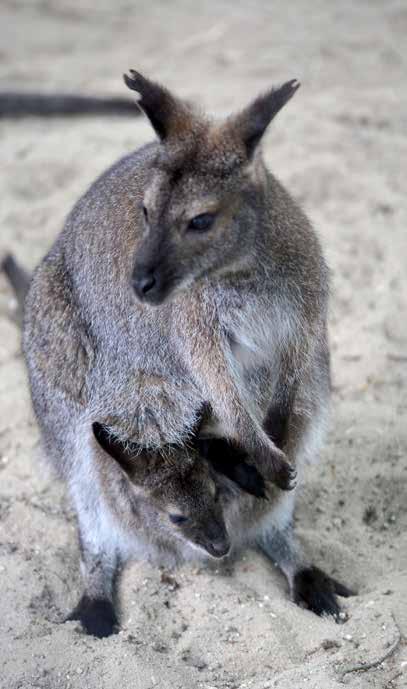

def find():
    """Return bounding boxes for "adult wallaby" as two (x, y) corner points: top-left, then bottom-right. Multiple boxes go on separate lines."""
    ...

(5, 70), (352, 637)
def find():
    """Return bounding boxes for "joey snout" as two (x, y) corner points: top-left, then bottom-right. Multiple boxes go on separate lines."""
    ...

(194, 520), (231, 559)
(205, 538), (231, 559)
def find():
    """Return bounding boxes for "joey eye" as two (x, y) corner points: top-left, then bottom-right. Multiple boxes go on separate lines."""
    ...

(187, 212), (216, 233)
(169, 514), (188, 525)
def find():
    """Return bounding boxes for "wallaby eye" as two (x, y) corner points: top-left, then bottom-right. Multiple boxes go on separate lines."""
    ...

(141, 204), (148, 221)
(169, 513), (188, 525)
(187, 212), (216, 233)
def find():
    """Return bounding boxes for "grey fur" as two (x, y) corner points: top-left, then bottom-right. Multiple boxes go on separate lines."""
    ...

(11, 72), (350, 636)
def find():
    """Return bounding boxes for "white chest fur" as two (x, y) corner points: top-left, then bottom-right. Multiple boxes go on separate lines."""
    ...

(226, 295), (296, 378)
(203, 294), (298, 438)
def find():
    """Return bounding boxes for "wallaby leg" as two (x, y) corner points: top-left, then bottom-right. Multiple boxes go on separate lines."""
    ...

(206, 400), (295, 491)
(179, 326), (296, 490)
(256, 524), (354, 618)
(64, 437), (124, 638)
(259, 382), (354, 616)
(201, 381), (295, 490)
(66, 529), (122, 638)
(233, 406), (296, 491)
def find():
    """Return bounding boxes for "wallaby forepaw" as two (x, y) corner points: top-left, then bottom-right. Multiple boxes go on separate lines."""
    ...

(260, 446), (297, 491)
(66, 596), (120, 638)
(292, 566), (355, 620)
(273, 460), (297, 491)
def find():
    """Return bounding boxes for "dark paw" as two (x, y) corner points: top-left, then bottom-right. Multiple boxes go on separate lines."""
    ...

(293, 566), (355, 619)
(66, 596), (120, 638)
(258, 446), (296, 491)
(273, 460), (297, 491)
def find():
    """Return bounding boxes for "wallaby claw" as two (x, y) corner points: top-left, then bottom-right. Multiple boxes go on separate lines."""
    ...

(262, 447), (297, 491)
(292, 566), (355, 619)
(274, 461), (297, 491)
(289, 467), (298, 489)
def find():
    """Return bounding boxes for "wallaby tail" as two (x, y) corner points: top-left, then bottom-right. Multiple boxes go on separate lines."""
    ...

(0, 93), (139, 119)
(1, 254), (31, 310)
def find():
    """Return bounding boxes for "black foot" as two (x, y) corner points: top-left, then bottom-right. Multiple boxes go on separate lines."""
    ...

(293, 566), (355, 619)
(66, 595), (120, 638)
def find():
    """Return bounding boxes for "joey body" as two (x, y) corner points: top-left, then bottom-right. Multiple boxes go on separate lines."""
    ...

(18, 72), (352, 637)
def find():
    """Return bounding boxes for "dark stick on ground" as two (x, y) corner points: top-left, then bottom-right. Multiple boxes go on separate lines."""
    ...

(0, 93), (140, 118)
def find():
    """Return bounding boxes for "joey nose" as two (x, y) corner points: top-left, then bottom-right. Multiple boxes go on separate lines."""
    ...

(209, 539), (230, 558)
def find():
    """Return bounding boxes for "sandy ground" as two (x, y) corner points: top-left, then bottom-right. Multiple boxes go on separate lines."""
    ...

(1, 1), (407, 687)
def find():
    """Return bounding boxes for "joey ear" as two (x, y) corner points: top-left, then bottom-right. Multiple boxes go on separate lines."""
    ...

(93, 423), (190, 493)
(230, 79), (300, 159)
(123, 69), (194, 141)
(92, 422), (146, 481)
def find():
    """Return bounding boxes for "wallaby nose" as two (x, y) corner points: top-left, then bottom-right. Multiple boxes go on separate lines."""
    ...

(209, 539), (231, 558)
(132, 270), (157, 300)
(139, 273), (157, 295)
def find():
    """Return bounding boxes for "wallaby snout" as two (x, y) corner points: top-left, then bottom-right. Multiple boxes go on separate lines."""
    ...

(132, 260), (178, 304)
(132, 264), (159, 301)
(196, 523), (231, 559)
(206, 536), (231, 559)
(131, 227), (179, 304)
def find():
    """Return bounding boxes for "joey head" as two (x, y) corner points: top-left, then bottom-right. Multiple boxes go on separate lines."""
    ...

(93, 421), (237, 559)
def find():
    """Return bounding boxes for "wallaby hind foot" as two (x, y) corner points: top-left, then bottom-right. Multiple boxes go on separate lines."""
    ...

(257, 526), (354, 619)
(66, 595), (120, 638)
(292, 566), (354, 619)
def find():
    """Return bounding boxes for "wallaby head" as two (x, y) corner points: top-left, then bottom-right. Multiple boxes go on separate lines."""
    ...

(123, 70), (299, 305)
(93, 422), (248, 558)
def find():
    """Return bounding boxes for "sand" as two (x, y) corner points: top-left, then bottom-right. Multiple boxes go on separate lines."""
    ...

(0, 1), (406, 687)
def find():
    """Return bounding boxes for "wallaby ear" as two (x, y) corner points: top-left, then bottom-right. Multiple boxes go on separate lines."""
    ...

(93, 422), (194, 491)
(230, 79), (300, 159)
(93, 422), (143, 478)
(123, 69), (193, 141)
